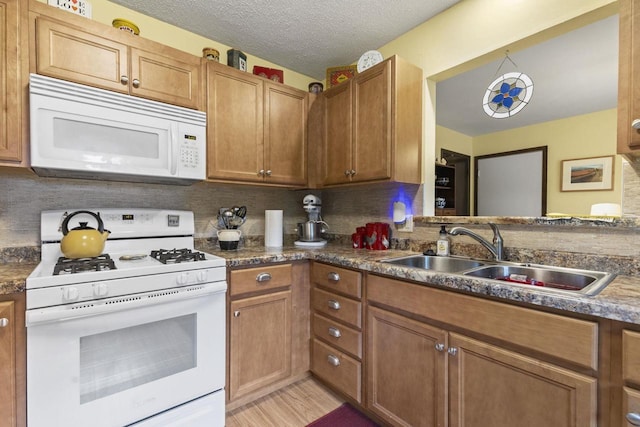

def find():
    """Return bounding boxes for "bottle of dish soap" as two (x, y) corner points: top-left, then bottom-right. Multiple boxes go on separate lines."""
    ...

(436, 225), (450, 256)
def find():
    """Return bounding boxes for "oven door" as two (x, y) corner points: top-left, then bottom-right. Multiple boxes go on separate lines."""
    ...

(26, 282), (226, 427)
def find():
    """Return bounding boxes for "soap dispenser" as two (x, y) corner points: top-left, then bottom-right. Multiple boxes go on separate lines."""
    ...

(436, 225), (450, 256)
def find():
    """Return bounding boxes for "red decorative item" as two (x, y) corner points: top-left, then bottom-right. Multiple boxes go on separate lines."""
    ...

(252, 66), (284, 83)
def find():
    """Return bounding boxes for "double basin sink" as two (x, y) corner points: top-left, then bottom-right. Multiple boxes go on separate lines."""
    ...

(381, 255), (615, 296)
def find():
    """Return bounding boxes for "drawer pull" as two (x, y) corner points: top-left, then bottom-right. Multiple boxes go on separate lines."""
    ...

(328, 327), (342, 338)
(328, 272), (340, 282)
(627, 412), (640, 426)
(327, 355), (341, 367)
(256, 272), (272, 283)
(327, 300), (341, 310)
(0, 318), (8, 328)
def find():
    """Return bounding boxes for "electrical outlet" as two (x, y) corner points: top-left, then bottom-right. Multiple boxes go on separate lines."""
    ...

(48, 0), (92, 18)
(396, 215), (414, 232)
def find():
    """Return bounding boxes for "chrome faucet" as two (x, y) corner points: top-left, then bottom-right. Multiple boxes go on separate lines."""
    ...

(448, 223), (504, 261)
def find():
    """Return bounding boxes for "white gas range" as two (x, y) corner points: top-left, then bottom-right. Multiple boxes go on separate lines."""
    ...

(26, 209), (227, 427)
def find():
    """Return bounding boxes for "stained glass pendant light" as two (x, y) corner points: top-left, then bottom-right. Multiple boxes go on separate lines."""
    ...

(482, 52), (534, 118)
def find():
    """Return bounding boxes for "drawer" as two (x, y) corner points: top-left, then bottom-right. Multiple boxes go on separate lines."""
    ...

(624, 387), (640, 427)
(230, 264), (292, 297)
(312, 338), (361, 403)
(624, 330), (640, 384)
(311, 263), (362, 298)
(367, 274), (598, 371)
(313, 313), (362, 359)
(312, 287), (362, 329)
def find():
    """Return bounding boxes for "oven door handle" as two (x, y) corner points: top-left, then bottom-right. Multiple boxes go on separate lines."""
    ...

(26, 281), (227, 327)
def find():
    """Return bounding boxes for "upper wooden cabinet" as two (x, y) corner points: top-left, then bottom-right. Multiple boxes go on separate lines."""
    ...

(618, 0), (640, 154)
(0, 0), (27, 166)
(30, 2), (202, 110)
(320, 55), (422, 187)
(206, 61), (308, 187)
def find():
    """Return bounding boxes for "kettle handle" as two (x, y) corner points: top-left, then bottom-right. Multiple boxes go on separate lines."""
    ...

(61, 210), (105, 235)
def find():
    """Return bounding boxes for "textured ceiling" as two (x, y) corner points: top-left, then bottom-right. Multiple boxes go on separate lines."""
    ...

(109, 0), (461, 80)
(436, 14), (619, 137)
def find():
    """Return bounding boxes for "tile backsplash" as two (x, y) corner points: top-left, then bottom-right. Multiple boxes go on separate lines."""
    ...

(3, 159), (640, 268)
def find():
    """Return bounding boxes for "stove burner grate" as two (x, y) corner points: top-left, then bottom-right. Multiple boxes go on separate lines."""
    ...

(53, 254), (116, 275)
(150, 248), (205, 264)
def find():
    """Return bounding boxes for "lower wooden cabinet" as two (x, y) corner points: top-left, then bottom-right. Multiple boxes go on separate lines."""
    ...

(0, 293), (25, 427)
(310, 263), (363, 403)
(448, 333), (596, 427)
(367, 306), (446, 427)
(366, 274), (599, 426)
(622, 330), (640, 426)
(227, 264), (293, 402)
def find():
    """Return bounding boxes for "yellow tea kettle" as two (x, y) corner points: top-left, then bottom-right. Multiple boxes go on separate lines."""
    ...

(60, 210), (110, 259)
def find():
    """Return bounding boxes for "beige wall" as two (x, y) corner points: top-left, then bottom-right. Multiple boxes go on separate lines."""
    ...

(436, 109), (622, 215)
(374, 0), (618, 214)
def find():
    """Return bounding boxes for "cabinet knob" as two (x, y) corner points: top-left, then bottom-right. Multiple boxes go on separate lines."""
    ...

(327, 272), (340, 282)
(132, 78), (140, 88)
(632, 119), (640, 130)
(327, 300), (341, 310)
(627, 412), (640, 426)
(447, 347), (458, 356)
(0, 318), (8, 328)
(256, 272), (272, 283)
(120, 75), (129, 85)
(328, 327), (342, 338)
(265, 170), (272, 176)
(233, 311), (240, 317)
(327, 354), (341, 367)
(434, 343), (445, 352)
(344, 170), (351, 176)
(350, 169), (356, 176)
(258, 169), (265, 176)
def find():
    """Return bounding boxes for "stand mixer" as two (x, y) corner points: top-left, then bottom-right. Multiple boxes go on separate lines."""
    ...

(294, 194), (329, 248)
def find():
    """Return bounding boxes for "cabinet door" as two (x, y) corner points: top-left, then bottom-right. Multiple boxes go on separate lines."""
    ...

(130, 47), (201, 109)
(0, 301), (16, 427)
(206, 63), (264, 182)
(322, 82), (352, 185)
(0, 0), (22, 163)
(618, 0), (640, 152)
(35, 17), (129, 94)
(352, 60), (392, 182)
(448, 333), (597, 427)
(264, 82), (307, 185)
(366, 306), (446, 427)
(228, 290), (291, 401)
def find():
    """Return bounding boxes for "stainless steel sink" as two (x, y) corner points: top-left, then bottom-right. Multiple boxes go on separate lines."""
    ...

(463, 264), (615, 296)
(381, 255), (486, 273)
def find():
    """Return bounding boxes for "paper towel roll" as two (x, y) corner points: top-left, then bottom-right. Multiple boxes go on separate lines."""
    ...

(265, 210), (283, 247)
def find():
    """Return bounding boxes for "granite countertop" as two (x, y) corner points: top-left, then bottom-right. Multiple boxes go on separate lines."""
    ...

(3, 244), (640, 324)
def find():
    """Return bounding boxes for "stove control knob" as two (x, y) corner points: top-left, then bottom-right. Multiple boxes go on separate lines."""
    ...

(62, 287), (79, 301)
(197, 271), (208, 282)
(93, 283), (108, 297)
(177, 273), (189, 285)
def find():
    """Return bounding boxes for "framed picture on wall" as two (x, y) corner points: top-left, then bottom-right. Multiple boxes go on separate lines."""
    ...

(561, 155), (614, 192)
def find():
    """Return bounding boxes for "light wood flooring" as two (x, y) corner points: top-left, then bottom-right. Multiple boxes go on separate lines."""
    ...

(225, 377), (344, 427)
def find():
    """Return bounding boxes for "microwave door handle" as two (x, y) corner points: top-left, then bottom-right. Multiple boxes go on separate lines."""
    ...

(170, 123), (178, 175)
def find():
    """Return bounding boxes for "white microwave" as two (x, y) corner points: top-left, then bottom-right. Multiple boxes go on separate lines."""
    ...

(29, 74), (206, 185)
